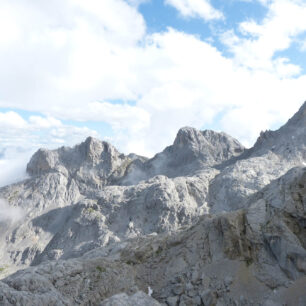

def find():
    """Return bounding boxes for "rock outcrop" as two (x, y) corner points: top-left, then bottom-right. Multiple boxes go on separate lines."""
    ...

(0, 166), (305, 305)
(0, 101), (305, 305)
(100, 292), (160, 306)
(208, 102), (306, 212)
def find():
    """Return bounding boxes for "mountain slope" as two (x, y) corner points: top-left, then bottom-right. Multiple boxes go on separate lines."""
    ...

(208, 101), (306, 212)
(0, 166), (305, 305)
(0, 101), (305, 305)
(0, 127), (244, 274)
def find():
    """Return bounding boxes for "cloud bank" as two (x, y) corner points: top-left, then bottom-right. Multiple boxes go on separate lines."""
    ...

(0, 148), (31, 188)
(0, 0), (305, 160)
(0, 114), (100, 188)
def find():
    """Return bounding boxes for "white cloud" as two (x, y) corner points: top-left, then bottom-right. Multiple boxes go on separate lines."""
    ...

(0, 149), (31, 188)
(0, 112), (27, 129)
(0, 0), (146, 110)
(300, 39), (306, 51)
(0, 112), (99, 150)
(92, 27), (304, 155)
(29, 116), (62, 129)
(0, 112), (101, 187)
(48, 102), (151, 133)
(165, 0), (223, 21)
(0, 0), (305, 159)
(220, 106), (274, 147)
(221, 0), (306, 76)
(0, 5), (21, 45)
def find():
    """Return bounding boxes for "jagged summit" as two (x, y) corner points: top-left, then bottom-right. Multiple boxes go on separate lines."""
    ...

(0, 102), (305, 305)
(24, 101), (305, 189)
(141, 127), (245, 179)
(284, 100), (306, 128)
(251, 101), (306, 162)
(27, 136), (126, 178)
(26, 127), (245, 186)
(22, 100), (306, 192)
(208, 101), (306, 213)
(173, 127), (244, 157)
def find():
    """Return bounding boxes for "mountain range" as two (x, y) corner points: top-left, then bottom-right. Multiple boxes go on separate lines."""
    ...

(0, 102), (305, 305)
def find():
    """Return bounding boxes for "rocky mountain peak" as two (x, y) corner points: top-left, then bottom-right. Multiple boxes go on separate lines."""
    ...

(26, 137), (125, 179)
(285, 100), (306, 129)
(173, 126), (202, 147)
(79, 136), (120, 166)
(174, 127), (244, 153)
(84, 136), (103, 156)
(1, 102), (306, 305)
(130, 127), (246, 180)
(252, 101), (306, 159)
(170, 126), (245, 166)
(26, 148), (58, 176)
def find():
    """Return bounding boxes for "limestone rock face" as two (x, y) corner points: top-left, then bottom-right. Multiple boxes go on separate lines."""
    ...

(141, 127), (245, 180)
(100, 291), (160, 306)
(26, 137), (129, 188)
(0, 167), (305, 305)
(208, 102), (306, 212)
(0, 101), (305, 305)
(173, 128), (245, 165)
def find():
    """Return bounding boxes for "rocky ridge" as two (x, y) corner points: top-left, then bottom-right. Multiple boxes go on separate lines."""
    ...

(0, 101), (305, 305)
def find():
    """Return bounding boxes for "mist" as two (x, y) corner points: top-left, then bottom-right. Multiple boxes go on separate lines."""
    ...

(0, 148), (33, 188)
(0, 199), (24, 223)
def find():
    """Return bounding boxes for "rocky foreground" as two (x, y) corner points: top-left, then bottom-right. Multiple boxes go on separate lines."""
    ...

(0, 102), (305, 305)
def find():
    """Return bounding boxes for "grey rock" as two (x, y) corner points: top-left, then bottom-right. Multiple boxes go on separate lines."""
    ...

(200, 289), (216, 306)
(0, 101), (305, 305)
(166, 296), (179, 306)
(0, 166), (305, 305)
(172, 284), (184, 295)
(208, 102), (306, 213)
(100, 291), (160, 306)
(179, 294), (195, 306)
(143, 128), (245, 180)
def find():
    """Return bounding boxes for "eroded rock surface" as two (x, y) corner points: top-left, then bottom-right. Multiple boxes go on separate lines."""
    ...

(0, 167), (305, 305)
(0, 101), (305, 305)
(100, 292), (160, 306)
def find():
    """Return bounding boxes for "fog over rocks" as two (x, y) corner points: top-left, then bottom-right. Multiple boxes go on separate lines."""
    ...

(0, 102), (305, 305)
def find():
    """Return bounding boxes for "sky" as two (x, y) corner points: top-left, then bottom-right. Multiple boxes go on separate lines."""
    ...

(0, 0), (306, 185)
